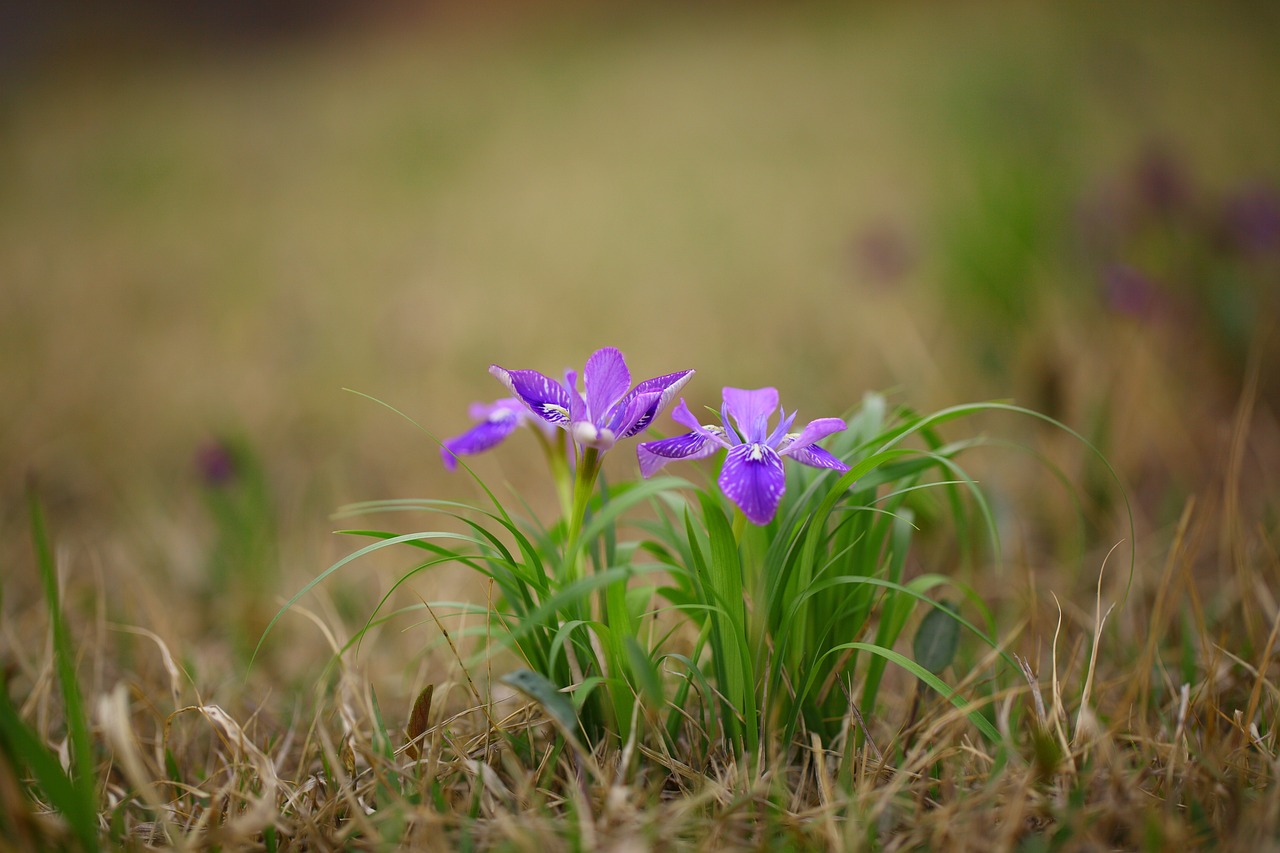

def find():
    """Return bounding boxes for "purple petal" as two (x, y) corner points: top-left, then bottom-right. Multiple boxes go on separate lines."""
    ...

(780, 417), (847, 456)
(441, 412), (519, 470)
(766, 408), (799, 446)
(784, 444), (849, 472)
(670, 398), (707, 433)
(615, 369), (695, 438)
(583, 347), (631, 424)
(467, 398), (525, 422)
(722, 387), (779, 444)
(490, 366), (572, 427)
(719, 401), (741, 445)
(606, 389), (661, 438)
(636, 432), (722, 478)
(667, 398), (730, 444)
(718, 443), (786, 525)
(564, 369), (589, 424)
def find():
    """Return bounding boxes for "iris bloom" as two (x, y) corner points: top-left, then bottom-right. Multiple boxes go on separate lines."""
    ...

(637, 387), (849, 525)
(440, 398), (555, 471)
(490, 347), (693, 454)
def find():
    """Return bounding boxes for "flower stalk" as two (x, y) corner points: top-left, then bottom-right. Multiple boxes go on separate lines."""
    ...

(533, 427), (574, 521)
(564, 446), (602, 583)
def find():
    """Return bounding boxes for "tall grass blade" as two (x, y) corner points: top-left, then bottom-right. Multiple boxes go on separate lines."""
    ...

(24, 481), (100, 851)
(0, 679), (100, 852)
(913, 600), (961, 675)
(839, 642), (1000, 743)
(696, 494), (758, 756)
(501, 669), (582, 744)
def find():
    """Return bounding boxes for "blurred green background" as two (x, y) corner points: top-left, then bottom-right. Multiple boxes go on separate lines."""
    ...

(3, 1), (1278, 636)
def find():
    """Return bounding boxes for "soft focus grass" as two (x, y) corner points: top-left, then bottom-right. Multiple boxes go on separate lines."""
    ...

(2, 1), (1279, 849)
(4, 2), (1276, 510)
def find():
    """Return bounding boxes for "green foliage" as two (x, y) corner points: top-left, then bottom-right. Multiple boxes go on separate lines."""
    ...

(261, 391), (1115, 770)
(500, 670), (581, 744)
(199, 437), (277, 591)
(198, 437), (280, 661)
(0, 679), (99, 852)
(913, 600), (961, 675)
(7, 484), (101, 851)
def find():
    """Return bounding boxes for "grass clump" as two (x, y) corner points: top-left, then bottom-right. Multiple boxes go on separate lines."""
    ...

(228, 350), (1147, 849)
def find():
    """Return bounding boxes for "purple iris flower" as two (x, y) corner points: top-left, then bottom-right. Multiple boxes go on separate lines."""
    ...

(441, 398), (551, 470)
(490, 347), (694, 453)
(637, 387), (849, 525)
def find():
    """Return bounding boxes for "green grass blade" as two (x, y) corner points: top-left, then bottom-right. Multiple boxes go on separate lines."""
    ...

(24, 483), (100, 851)
(859, 508), (916, 713)
(682, 511), (741, 750)
(0, 675), (100, 852)
(501, 669), (582, 744)
(252, 529), (490, 665)
(838, 642), (1001, 743)
(696, 494), (758, 756)
(913, 600), (962, 674)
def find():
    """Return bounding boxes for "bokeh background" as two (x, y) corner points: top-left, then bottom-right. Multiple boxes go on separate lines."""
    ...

(3, 1), (1278, 679)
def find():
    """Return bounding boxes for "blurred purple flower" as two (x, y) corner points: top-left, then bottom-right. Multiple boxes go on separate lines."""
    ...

(850, 222), (916, 287)
(637, 387), (848, 525)
(490, 347), (693, 453)
(1078, 144), (1192, 256)
(441, 398), (556, 471)
(1221, 184), (1280, 255)
(1133, 144), (1191, 216)
(1101, 264), (1162, 319)
(1074, 184), (1134, 259)
(196, 440), (236, 486)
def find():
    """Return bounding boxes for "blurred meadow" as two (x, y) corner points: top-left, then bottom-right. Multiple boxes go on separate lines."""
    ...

(3, 1), (1280, 848)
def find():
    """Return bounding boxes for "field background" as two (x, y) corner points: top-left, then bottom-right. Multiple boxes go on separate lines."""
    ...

(3, 1), (1279, 847)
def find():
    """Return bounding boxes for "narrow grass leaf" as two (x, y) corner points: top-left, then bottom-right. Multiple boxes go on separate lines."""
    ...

(500, 669), (580, 741)
(623, 636), (664, 710)
(696, 495), (758, 756)
(913, 600), (962, 674)
(253, 529), (489, 665)
(837, 642), (1001, 742)
(26, 483), (98, 845)
(0, 674), (100, 852)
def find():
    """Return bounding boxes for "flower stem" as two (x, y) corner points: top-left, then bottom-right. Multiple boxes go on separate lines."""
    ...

(732, 506), (767, 688)
(534, 430), (574, 521)
(564, 446), (602, 583)
(731, 508), (747, 544)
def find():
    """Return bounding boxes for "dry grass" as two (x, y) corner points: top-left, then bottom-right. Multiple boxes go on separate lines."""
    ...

(6, 469), (1279, 851)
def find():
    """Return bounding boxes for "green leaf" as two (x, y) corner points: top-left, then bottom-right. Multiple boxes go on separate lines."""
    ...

(0, 673), (100, 852)
(501, 669), (581, 742)
(913, 600), (961, 674)
(696, 494), (758, 756)
(838, 642), (1000, 743)
(623, 635), (664, 711)
(26, 482), (99, 851)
